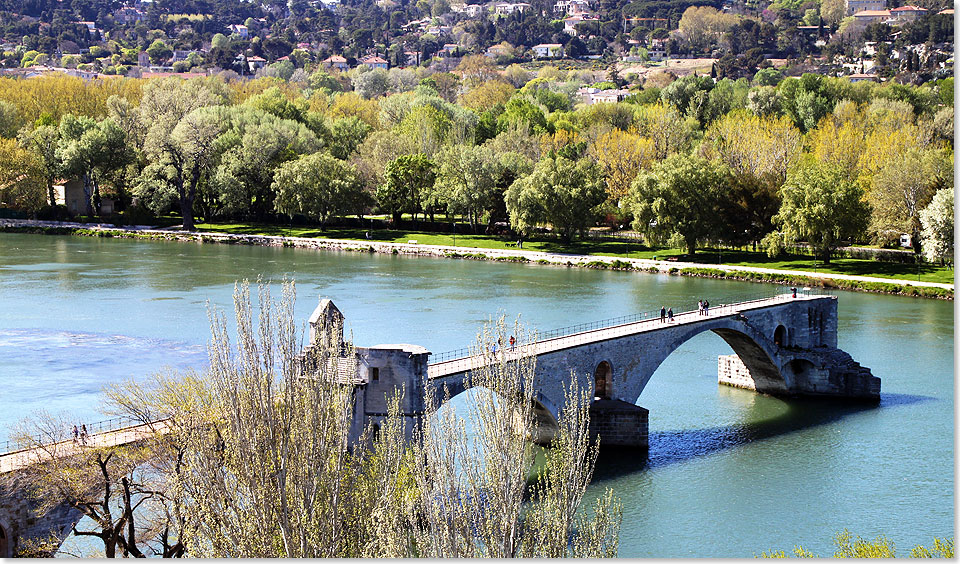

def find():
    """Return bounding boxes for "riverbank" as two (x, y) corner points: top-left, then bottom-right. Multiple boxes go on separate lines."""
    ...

(1, 219), (952, 300)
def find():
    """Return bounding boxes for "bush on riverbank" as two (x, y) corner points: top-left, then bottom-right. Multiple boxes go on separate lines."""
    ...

(759, 529), (954, 558)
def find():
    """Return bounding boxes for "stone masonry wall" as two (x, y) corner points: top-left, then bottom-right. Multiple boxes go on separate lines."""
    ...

(588, 400), (649, 448)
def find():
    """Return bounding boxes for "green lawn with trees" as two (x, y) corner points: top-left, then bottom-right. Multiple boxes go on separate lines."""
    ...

(192, 221), (954, 285)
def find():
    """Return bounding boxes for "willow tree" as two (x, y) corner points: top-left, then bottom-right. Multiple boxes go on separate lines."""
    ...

(772, 159), (870, 264)
(627, 153), (731, 255)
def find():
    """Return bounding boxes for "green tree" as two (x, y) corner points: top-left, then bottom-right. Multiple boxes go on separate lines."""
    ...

(209, 107), (321, 221)
(0, 138), (46, 212)
(505, 155), (605, 241)
(869, 148), (946, 253)
(627, 154), (731, 255)
(273, 151), (362, 227)
(377, 153), (435, 223)
(395, 105), (452, 155)
(0, 100), (23, 138)
(497, 97), (549, 135)
(327, 116), (371, 160)
(211, 33), (229, 49)
(354, 68), (391, 99)
(57, 115), (133, 216)
(145, 39), (172, 65)
(772, 159), (870, 263)
(18, 124), (61, 207)
(434, 144), (500, 231)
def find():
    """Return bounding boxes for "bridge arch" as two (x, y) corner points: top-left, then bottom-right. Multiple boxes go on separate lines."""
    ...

(611, 317), (793, 404)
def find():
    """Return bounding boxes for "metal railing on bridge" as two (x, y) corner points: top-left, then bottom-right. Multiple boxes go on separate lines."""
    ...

(429, 287), (829, 365)
(0, 415), (142, 456)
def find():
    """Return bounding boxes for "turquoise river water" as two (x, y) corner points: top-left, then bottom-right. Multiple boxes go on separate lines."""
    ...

(0, 232), (953, 557)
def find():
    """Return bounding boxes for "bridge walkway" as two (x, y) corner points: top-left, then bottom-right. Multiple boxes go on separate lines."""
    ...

(0, 420), (169, 475)
(426, 293), (819, 379)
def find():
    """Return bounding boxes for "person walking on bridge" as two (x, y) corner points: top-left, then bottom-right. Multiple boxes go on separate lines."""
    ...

(72, 425), (79, 443)
(80, 424), (88, 446)
(660, 306), (666, 323)
(703, 300), (709, 315)
(667, 307), (674, 322)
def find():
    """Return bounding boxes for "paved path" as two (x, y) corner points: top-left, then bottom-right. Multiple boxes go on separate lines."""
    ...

(427, 293), (808, 379)
(0, 421), (169, 474)
(2, 219), (951, 291)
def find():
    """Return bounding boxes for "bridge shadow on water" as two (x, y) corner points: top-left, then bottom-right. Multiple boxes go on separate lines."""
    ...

(590, 392), (932, 483)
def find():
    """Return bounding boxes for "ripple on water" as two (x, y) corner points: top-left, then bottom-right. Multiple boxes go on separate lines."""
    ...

(0, 329), (206, 441)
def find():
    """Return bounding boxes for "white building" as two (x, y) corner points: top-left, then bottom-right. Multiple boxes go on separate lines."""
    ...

(532, 43), (564, 58)
(228, 24), (250, 38)
(494, 2), (531, 15)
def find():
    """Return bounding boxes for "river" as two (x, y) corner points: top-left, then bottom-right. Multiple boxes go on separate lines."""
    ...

(0, 232), (953, 557)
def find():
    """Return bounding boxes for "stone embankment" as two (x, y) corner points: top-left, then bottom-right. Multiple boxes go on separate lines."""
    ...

(0, 219), (952, 299)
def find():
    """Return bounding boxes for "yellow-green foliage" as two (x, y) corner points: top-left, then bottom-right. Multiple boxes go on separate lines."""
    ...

(759, 530), (954, 558)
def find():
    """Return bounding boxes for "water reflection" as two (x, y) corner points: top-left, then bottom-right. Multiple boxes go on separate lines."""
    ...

(593, 393), (931, 482)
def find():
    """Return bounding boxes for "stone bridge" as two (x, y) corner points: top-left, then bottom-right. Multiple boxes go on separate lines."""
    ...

(334, 292), (879, 448)
(0, 293), (880, 556)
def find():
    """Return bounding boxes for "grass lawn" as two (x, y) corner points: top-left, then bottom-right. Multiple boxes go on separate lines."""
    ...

(193, 222), (954, 285)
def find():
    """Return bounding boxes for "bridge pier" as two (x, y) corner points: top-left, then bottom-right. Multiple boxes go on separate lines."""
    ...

(0, 474), (82, 557)
(589, 400), (649, 449)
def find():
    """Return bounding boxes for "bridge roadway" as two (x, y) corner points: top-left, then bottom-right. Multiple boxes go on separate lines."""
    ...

(0, 420), (168, 475)
(427, 293), (804, 379)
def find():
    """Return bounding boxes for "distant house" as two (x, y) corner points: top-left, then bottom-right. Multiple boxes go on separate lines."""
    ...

(171, 50), (196, 62)
(890, 5), (927, 20)
(494, 2), (531, 15)
(114, 7), (145, 23)
(323, 54), (349, 72)
(647, 45), (666, 61)
(441, 43), (459, 56)
(360, 55), (389, 69)
(137, 51), (150, 67)
(53, 179), (86, 215)
(246, 55), (267, 71)
(578, 87), (630, 104)
(852, 9), (891, 22)
(463, 4), (484, 16)
(532, 43), (564, 58)
(845, 0), (886, 15)
(847, 73), (880, 83)
(485, 44), (512, 58)
(228, 24), (249, 38)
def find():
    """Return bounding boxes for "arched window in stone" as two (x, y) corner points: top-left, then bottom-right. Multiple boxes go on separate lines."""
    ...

(594, 361), (612, 400)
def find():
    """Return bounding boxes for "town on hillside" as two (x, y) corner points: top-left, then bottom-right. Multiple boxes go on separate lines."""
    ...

(0, 0), (953, 83)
